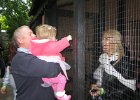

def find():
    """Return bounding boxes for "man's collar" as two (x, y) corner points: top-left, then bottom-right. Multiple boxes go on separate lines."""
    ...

(17, 47), (31, 54)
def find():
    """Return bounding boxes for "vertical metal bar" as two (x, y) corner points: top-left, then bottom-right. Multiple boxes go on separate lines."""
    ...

(117, 0), (126, 41)
(98, 0), (105, 34)
(73, 0), (85, 100)
(98, 0), (105, 54)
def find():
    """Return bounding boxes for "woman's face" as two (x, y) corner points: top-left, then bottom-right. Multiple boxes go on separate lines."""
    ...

(102, 35), (116, 55)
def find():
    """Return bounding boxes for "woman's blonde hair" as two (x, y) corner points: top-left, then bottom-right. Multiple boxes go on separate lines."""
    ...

(35, 24), (56, 39)
(102, 29), (124, 65)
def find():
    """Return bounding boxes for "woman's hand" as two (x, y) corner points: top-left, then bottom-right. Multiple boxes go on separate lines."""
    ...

(89, 84), (100, 97)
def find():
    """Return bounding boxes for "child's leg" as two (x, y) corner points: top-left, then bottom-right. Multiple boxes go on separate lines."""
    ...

(42, 73), (66, 92)
(55, 73), (66, 91)
(42, 73), (71, 100)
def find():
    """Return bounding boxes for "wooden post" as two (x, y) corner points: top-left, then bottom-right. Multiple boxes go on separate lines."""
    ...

(73, 0), (85, 100)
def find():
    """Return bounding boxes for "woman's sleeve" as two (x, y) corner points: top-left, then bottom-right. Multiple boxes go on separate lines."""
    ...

(93, 65), (104, 86)
(93, 53), (106, 86)
(2, 66), (10, 86)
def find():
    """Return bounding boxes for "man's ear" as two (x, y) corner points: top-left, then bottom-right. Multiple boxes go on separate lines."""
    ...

(17, 38), (23, 44)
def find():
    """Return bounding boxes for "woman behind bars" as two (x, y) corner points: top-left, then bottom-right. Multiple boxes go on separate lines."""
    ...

(90, 30), (136, 100)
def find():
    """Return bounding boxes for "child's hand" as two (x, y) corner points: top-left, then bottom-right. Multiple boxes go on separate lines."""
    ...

(66, 35), (72, 41)
(1, 86), (7, 94)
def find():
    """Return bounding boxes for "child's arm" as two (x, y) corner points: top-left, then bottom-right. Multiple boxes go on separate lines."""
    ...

(49, 35), (72, 53)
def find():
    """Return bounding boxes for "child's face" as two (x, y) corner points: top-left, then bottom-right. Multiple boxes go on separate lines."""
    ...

(31, 33), (36, 38)
(51, 36), (56, 41)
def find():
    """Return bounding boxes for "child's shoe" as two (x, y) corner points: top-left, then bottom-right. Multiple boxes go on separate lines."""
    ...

(57, 94), (71, 100)
(41, 82), (52, 87)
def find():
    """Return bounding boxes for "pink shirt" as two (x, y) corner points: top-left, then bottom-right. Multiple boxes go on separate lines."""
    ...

(29, 37), (70, 61)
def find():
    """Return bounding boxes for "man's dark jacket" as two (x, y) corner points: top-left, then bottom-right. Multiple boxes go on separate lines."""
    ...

(11, 51), (61, 100)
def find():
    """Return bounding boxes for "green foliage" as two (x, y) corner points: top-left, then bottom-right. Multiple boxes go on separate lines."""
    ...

(0, 16), (8, 30)
(0, 0), (32, 64)
(0, 0), (32, 38)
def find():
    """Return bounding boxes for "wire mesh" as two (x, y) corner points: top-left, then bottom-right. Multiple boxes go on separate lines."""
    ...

(54, 0), (140, 99)
(85, 0), (140, 100)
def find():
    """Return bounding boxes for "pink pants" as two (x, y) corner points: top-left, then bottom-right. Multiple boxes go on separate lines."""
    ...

(42, 73), (66, 92)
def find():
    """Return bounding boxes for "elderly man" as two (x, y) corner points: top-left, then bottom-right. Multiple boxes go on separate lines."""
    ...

(11, 25), (61, 100)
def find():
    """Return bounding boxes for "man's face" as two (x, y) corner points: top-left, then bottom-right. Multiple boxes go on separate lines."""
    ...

(20, 27), (33, 48)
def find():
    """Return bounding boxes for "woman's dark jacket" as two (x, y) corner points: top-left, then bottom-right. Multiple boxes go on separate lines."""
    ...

(102, 51), (136, 100)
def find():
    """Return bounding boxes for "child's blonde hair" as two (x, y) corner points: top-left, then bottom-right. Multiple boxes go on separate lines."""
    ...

(35, 24), (56, 39)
